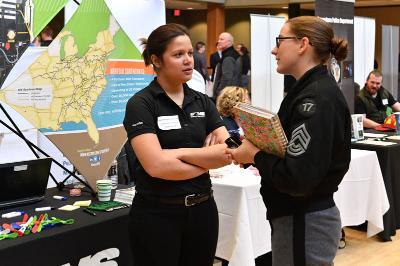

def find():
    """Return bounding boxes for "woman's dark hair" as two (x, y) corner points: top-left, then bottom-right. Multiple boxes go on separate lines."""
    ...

(239, 45), (248, 55)
(140, 23), (190, 67)
(287, 16), (348, 63)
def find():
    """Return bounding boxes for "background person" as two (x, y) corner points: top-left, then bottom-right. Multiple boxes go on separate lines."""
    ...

(236, 43), (251, 89)
(354, 70), (400, 128)
(212, 32), (242, 99)
(227, 16), (351, 265)
(193, 41), (209, 83)
(216, 86), (249, 140)
(209, 43), (221, 82)
(123, 23), (231, 266)
(39, 26), (53, 47)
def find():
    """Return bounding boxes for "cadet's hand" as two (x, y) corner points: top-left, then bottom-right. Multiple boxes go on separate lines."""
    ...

(227, 139), (260, 165)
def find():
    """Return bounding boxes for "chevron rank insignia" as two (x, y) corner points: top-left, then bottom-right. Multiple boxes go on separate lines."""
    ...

(297, 98), (316, 117)
(287, 123), (311, 156)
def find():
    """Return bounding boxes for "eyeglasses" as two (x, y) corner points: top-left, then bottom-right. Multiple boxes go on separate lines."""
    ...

(275, 36), (301, 48)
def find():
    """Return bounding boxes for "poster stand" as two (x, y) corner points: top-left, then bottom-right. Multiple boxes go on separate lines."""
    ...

(0, 103), (96, 196)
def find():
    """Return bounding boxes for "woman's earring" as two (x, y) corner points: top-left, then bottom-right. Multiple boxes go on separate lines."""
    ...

(330, 57), (341, 83)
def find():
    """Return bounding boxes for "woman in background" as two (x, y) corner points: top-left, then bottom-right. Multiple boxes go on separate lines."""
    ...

(216, 86), (249, 140)
(228, 16), (351, 265)
(236, 44), (251, 88)
(123, 23), (231, 266)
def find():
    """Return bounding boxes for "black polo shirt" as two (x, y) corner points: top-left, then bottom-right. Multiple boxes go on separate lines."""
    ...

(123, 78), (225, 197)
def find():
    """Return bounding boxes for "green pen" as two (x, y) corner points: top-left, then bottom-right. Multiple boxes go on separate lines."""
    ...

(83, 209), (96, 216)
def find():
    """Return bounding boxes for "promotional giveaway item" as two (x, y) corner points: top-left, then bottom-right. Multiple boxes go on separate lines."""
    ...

(96, 180), (112, 201)
(53, 195), (68, 201)
(375, 114), (397, 131)
(395, 112), (400, 135)
(351, 114), (364, 140)
(87, 201), (129, 212)
(0, 213), (74, 240)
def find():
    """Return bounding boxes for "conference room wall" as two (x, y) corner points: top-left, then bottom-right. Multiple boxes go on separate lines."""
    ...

(166, 9), (207, 48)
(166, 8), (311, 55)
(355, 6), (400, 71)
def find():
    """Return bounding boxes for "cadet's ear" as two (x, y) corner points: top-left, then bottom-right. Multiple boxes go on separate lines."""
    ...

(151, 54), (162, 69)
(298, 37), (311, 55)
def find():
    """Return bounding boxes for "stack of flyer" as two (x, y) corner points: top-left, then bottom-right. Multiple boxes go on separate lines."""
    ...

(113, 187), (135, 205)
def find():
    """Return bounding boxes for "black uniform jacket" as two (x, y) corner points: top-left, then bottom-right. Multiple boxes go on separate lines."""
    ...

(254, 65), (351, 219)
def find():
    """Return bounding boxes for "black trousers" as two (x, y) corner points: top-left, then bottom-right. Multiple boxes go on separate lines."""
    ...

(128, 195), (219, 266)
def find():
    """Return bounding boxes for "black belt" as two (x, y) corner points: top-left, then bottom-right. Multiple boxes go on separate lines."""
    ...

(136, 191), (213, 207)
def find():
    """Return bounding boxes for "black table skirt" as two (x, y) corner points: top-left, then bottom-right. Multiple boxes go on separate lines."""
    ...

(0, 187), (133, 266)
(352, 131), (400, 241)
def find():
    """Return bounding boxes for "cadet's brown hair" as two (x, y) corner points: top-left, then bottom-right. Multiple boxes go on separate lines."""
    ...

(287, 16), (348, 63)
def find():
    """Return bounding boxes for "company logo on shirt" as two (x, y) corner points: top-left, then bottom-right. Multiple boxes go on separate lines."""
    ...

(190, 112), (205, 118)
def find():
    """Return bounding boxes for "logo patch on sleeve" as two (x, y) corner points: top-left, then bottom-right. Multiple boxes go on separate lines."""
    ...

(190, 111), (205, 118)
(287, 123), (311, 156)
(297, 98), (316, 117)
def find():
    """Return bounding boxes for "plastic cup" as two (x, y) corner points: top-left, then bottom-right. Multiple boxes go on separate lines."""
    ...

(96, 180), (112, 201)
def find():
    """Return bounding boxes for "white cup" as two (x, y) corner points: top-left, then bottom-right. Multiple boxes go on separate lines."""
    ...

(96, 180), (112, 201)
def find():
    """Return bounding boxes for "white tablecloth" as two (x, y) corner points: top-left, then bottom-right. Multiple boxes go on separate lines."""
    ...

(334, 149), (390, 237)
(212, 165), (269, 266)
(212, 149), (389, 266)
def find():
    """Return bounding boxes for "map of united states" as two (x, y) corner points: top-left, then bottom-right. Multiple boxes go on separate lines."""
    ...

(0, 0), (157, 190)
(0, 16), (119, 144)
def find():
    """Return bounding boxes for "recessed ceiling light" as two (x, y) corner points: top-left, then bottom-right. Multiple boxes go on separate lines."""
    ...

(282, 6), (288, 9)
(187, 7), (193, 10)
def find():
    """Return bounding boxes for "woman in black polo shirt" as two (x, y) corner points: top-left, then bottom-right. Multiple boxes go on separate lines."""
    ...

(123, 24), (231, 266)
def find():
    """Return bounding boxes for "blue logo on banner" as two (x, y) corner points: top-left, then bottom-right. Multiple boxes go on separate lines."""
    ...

(89, 155), (101, 164)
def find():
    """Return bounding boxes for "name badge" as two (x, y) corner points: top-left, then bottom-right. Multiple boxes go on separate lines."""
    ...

(157, 115), (181, 130)
(382, 99), (388, 105)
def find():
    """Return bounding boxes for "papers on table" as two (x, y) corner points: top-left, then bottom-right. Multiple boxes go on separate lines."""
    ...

(356, 140), (397, 146)
(73, 200), (91, 207)
(387, 135), (400, 140)
(58, 205), (80, 211)
(363, 133), (388, 138)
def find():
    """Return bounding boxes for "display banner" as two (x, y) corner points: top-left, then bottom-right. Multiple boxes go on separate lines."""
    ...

(315, 0), (354, 112)
(0, 0), (32, 88)
(32, 0), (69, 38)
(0, 0), (164, 190)
(250, 14), (285, 113)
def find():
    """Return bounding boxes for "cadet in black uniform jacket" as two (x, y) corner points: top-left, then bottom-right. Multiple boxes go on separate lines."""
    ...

(228, 16), (351, 265)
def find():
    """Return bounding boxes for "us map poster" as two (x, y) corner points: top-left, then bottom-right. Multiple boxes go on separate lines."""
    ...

(0, 0), (165, 189)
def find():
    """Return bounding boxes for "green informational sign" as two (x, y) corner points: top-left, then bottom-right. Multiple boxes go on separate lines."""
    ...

(33, 0), (69, 37)
(60, 0), (140, 59)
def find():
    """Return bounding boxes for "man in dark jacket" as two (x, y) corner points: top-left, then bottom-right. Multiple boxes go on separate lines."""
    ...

(209, 45), (221, 83)
(212, 32), (242, 99)
(355, 70), (400, 128)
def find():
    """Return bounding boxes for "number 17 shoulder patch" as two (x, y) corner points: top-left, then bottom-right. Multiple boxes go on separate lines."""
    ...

(297, 98), (316, 118)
